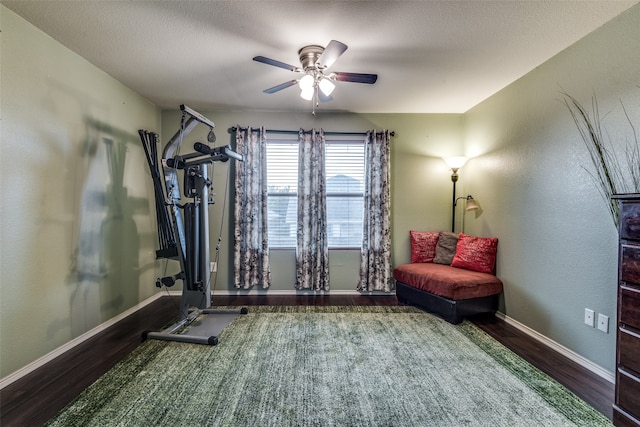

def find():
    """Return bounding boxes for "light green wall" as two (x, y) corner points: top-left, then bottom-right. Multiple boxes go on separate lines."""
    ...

(0, 6), (161, 378)
(462, 4), (640, 372)
(160, 111), (464, 292)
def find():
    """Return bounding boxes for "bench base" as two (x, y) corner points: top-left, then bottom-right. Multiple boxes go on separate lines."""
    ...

(396, 281), (499, 324)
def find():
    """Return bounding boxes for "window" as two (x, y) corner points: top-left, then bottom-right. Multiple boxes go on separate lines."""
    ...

(266, 140), (298, 248)
(266, 137), (364, 248)
(325, 141), (364, 248)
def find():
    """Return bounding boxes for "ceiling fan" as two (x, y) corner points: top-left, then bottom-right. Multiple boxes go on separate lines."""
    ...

(253, 40), (378, 113)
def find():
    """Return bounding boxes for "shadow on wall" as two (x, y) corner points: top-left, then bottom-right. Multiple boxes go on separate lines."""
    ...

(63, 119), (150, 338)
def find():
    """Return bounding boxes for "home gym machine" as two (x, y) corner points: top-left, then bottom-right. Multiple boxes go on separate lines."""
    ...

(138, 104), (246, 345)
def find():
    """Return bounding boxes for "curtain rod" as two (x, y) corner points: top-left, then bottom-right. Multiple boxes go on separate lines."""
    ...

(229, 127), (394, 137)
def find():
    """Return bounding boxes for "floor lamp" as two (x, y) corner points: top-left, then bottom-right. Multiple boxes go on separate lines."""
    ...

(454, 195), (480, 232)
(444, 157), (479, 232)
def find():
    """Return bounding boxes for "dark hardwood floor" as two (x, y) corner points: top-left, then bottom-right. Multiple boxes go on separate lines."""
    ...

(0, 295), (614, 426)
(472, 314), (615, 418)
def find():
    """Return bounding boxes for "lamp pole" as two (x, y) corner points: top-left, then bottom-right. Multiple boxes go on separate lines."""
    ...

(443, 156), (468, 233)
(450, 168), (459, 232)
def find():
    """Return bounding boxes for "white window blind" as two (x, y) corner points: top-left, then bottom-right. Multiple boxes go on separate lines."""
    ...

(266, 140), (298, 247)
(325, 141), (364, 248)
(266, 137), (364, 248)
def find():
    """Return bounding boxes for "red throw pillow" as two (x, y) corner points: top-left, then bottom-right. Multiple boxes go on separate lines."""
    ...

(451, 233), (498, 274)
(409, 231), (440, 263)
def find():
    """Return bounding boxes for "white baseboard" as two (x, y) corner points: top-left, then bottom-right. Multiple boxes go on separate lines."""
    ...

(495, 311), (615, 384)
(0, 292), (166, 390)
(211, 289), (390, 296)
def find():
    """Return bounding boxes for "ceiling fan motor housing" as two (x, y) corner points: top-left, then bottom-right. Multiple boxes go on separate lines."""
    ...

(298, 45), (325, 70)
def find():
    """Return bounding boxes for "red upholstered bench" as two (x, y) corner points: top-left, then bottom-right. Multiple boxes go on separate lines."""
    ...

(394, 231), (503, 324)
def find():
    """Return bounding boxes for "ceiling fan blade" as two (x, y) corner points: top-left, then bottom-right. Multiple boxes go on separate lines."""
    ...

(263, 80), (298, 94)
(331, 72), (378, 84)
(253, 56), (301, 72)
(317, 40), (347, 69)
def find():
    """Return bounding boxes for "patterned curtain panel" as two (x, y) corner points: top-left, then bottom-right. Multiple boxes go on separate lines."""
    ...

(233, 126), (271, 289)
(358, 130), (393, 292)
(296, 129), (329, 291)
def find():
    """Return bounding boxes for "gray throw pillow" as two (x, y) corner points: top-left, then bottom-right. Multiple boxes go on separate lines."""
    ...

(433, 232), (459, 265)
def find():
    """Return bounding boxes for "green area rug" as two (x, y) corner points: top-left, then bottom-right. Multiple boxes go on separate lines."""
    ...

(45, 306), (611, 426)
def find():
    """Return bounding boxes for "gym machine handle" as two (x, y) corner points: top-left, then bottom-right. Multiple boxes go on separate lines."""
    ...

(165, 157), (185, 169)
(193, 143), (244, 162)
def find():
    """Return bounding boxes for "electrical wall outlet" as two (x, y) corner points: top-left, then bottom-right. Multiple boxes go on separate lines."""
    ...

(584, 308), (595, 327)
(210, 262), (217, 273)
(597, 313), (609, 333)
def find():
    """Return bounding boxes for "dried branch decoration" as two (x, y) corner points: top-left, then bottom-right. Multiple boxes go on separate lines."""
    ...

(562, 91), (639, 228)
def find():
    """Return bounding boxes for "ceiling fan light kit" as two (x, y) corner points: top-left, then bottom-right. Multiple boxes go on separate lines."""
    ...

(298, 74), (314, 90)
(300, 86), (314, 101)
(253, 40), (377, 114)
(318, 78), (335, 96)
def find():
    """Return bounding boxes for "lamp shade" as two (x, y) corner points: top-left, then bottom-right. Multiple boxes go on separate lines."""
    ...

(298, 74), (314, 90)
(443, 156), (468, 170)
(300, 87), (314, 100)
(318, 78), (335, 96)
(465, 196), (479, 211)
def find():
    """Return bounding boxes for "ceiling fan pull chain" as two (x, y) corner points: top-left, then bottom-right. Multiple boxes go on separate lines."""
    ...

(312, 86), (317, 116)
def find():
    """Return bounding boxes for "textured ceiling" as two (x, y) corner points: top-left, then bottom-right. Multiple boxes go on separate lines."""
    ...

(3, 1), (638, 113)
